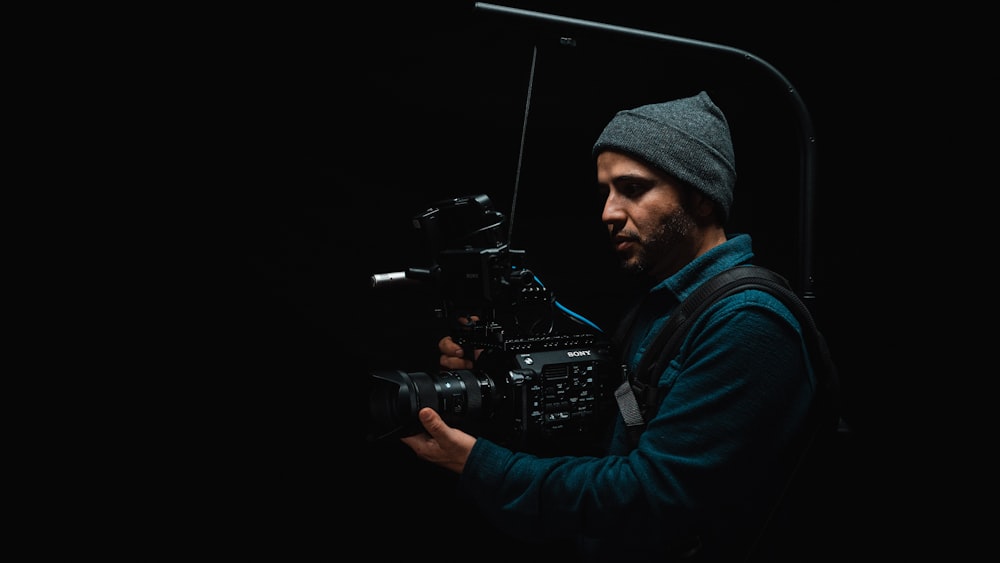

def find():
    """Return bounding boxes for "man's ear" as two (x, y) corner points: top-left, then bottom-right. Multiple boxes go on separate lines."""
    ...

(695, 192), (715, 218)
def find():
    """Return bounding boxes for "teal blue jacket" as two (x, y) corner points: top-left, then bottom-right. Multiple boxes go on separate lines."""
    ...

(458, 234), (816, 561)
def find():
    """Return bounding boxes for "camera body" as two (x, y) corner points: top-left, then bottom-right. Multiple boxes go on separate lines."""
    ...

(370, 333), (620, 455)
(367, 194), (622, 455)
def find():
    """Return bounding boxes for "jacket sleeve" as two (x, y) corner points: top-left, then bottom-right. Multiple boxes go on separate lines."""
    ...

(456, 289), (815, 552)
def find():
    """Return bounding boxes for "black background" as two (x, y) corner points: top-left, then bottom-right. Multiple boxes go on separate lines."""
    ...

(162, 2), (964, 559)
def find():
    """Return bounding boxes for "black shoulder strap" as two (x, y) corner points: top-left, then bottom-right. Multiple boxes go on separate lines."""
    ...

(613, 264), (843, 561)
(615, 264), (840, 445)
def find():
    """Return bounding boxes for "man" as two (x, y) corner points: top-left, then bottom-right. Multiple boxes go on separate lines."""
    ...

(402, 91), (829, 561)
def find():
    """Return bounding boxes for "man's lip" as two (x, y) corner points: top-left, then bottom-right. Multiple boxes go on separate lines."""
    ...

(614, 239), (634, 252)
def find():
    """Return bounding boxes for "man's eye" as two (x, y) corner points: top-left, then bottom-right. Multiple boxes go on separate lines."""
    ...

(620, 183), (646, 197)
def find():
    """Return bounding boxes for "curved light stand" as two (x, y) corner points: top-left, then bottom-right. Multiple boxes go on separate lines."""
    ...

(474, 2), (819, 306)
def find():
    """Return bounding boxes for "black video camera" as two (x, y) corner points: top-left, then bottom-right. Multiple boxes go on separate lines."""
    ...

(367, 194), (621, 455)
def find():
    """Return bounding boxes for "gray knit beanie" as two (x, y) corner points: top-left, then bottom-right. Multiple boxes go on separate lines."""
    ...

(592, 91), (736, 222)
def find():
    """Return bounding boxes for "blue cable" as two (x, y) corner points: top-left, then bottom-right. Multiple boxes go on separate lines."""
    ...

(532, 273), (604, 333)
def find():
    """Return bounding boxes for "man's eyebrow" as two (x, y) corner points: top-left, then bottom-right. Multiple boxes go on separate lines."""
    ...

(612, 173), (655, 185)
(614, 173), (646, 181)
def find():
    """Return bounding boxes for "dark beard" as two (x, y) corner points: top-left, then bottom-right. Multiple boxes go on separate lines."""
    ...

(620, 206), (698, 278)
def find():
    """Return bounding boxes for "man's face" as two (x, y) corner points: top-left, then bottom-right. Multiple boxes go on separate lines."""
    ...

(596, 150), (700, 282)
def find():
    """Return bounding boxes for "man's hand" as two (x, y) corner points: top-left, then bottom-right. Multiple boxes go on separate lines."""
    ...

(400, 407), (476, 474)
(438, 335), (477, 370)
(439, 315), (482, 370)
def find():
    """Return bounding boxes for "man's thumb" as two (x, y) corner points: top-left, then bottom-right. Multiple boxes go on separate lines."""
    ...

(419, 407), (441, 433)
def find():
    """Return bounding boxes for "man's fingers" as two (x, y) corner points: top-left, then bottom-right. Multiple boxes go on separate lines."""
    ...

(439, 335), (475, 369)
(456, 315), (481, 326)
(418, 407), (444, 436)
(402, 407), (473, 474)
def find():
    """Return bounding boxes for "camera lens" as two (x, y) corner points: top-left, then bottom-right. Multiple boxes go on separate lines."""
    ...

(367, 369), (491, 441)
